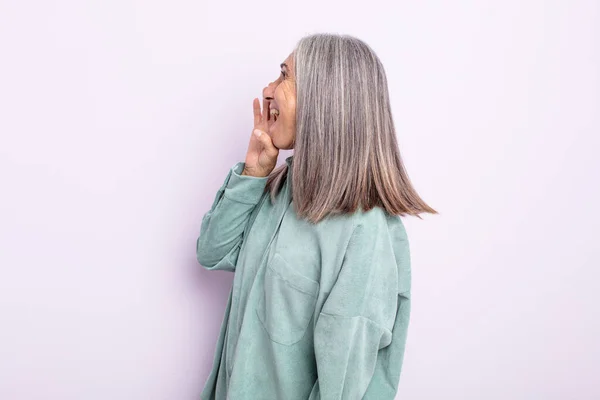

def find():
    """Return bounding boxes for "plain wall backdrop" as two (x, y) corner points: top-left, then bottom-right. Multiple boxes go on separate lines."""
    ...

(1, 0), (598, 399)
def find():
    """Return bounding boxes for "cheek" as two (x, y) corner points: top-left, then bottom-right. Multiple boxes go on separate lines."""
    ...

(282, 100), (296, 130)
(276, 84), (297, 120)
(287, 97), (296, 118)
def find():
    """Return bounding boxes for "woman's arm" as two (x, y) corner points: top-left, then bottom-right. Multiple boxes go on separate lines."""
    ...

(195, 161), (268, 272)
(310, 216), (412, 399)
(197, 94), (279, 272)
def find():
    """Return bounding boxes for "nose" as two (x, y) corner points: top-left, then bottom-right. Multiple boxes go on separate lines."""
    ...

(263, 81), (277, 100)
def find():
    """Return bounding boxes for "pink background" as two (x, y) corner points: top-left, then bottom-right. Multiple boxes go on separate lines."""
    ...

(0, 0), (598, 399)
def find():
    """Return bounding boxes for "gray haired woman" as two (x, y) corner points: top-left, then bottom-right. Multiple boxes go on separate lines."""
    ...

(197, 32), (437, 400)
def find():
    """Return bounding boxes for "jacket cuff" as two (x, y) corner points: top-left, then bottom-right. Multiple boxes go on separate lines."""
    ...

(223, 161), (269, 205)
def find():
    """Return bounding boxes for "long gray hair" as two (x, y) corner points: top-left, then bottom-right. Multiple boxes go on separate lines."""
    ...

(264, 33), (437, 224)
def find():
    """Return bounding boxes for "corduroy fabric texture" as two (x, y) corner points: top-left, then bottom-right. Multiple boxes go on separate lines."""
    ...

(196, 155), (411, 400)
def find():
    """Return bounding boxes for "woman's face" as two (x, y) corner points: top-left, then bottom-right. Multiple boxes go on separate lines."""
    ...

(264, 52), (296, 150)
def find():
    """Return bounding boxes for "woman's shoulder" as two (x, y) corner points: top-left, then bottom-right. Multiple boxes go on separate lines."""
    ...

(317, 205), (409, 264)
(348, 205), (408, 238)
(315, 205), (408, 241)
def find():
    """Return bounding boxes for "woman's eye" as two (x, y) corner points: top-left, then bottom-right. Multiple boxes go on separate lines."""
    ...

(280, 71), (286, 79)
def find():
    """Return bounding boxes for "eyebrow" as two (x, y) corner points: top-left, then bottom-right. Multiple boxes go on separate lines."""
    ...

(280, 62), (288, 71)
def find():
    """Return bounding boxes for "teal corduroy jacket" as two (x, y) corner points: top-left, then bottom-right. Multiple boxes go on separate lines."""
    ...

(196, 155), (412, 400)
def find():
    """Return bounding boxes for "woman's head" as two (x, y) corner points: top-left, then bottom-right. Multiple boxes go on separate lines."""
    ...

(264, 33), (437, 223)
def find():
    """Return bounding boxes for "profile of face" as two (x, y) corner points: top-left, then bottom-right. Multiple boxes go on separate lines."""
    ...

(264, 52), (296, 150)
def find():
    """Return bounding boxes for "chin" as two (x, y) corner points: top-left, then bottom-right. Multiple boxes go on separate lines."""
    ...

(269, 127), (294, 150)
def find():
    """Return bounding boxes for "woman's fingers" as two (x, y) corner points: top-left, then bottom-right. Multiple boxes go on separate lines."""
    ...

(253, 98), (262, 126)
(253, 129), (278, 157)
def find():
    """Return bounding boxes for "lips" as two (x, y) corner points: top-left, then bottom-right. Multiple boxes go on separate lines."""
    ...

(269, 99), (280, 118)
(270, 110), (279, 122)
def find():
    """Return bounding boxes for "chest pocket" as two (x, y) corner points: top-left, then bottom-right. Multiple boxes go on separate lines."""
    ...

(256, 252), (320, 346)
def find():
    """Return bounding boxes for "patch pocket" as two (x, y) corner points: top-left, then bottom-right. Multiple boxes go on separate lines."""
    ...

(256, 252), (320, 346)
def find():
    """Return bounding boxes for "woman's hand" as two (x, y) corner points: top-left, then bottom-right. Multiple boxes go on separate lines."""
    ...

(242, 98), (279, 177)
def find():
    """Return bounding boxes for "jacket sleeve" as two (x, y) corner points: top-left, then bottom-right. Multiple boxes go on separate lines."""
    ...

(196, 161), (268, 272)
(310, 216), (411, 400)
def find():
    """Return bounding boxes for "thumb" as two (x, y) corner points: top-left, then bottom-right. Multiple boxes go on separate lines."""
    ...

(253, 129), (279, 156)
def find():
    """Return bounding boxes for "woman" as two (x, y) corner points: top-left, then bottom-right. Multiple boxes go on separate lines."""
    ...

(196, 33), (437, 400)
